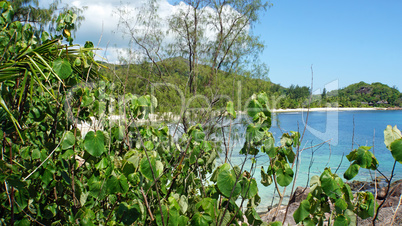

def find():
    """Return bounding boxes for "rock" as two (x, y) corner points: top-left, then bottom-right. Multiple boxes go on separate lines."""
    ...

(260, 204), (298, 226)
(288, 186), (310, 205)
(378, 196), (401, 208)
(377, 187), (388, 200)
(346, 180), (374, 191)
(377, 179), (402, 200)
(357, 206), (402, 225)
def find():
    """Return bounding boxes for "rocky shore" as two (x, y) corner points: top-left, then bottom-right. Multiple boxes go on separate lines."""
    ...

(259, 180), (402, 225)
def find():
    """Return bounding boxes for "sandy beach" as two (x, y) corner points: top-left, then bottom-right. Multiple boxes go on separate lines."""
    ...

(271, 107), (387, 113)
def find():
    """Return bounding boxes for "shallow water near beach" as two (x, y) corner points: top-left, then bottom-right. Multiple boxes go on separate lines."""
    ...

(216, 110), (402, 212)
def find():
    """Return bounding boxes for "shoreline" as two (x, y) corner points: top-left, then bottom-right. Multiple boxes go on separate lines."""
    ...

(271, 107), (388, 113)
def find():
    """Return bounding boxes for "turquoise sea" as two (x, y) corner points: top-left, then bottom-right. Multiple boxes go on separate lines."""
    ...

(218, 110), (402, 211)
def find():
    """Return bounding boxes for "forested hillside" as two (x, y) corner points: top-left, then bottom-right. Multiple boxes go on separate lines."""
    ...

(103, 60), (402, 111)
(326, 82), (402, 108)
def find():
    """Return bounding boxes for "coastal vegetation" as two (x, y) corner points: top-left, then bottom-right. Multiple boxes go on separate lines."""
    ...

(106, 59), (402, 111)
(1, 1), (402, 225)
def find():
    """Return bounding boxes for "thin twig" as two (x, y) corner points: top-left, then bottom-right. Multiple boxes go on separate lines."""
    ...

(23, 132), (66, 181)
(372, 160), (397, 225)
(390, 192), (402, 226)
(141, 187), (155, 221)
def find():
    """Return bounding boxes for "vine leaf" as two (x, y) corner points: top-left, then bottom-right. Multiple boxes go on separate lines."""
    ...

(84, 131), (105, 157)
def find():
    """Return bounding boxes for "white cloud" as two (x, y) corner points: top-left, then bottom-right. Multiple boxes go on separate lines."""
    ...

(60, 0), (249, 64)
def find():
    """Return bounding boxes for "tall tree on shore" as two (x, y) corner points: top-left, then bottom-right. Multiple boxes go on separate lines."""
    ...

(116, 0), (270, 94)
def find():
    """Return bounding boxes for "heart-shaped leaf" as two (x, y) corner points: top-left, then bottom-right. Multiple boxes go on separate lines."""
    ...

(84, 131), (105, 157)
(217, 168), (241, 198)
(53, 58), (72, 79)
(276, 166), (294, 187)
(106, 174), (129, 195)
(117, 202), (141, 225)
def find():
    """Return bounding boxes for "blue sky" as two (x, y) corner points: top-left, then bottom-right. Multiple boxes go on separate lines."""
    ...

(256, 0), (402, 91)
(55, 0), (402, 91)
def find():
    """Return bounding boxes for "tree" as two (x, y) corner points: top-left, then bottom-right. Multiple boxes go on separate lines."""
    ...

(116, 0), (269, 92)
(115, 0), (270, 133)
(321, 87), (326, 100)
(9, 0), (86, 35)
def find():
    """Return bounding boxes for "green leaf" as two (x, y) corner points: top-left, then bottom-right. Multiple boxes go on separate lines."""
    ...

(293, 200), (310, 223)
(226, 101), (236, 118)
(241, 178), (258, 199)
(95, 158), (108, 170)
(140, 157), (158, 180)
(335, 198), (348, 212)
(334, 215), (348, 226)
(246, 123), (264, 144)
(144, 140), (154, 151)
(43, 204), (57, 219)
(32, 149), (41, 159)
(61, 131), (75, 150)
(390, 138), (402, 163)
(106, 174), (129, 195)
(210, 163), (230, 182)
(285, 147), (296, 163)
(192, 212), (213, 226)
(263, 137), (276, 158)
(42, 169), (53, 186)
(88, 176), (105, 198)
(217, 168), (241, 198)
(84, 131), (105, 157)
(276, 164), (294, 187)
(320, 168), (342, 199)
(384, 125), (402, 148)
(117, 202), (141, 225)
(344, 164), (360, 180)
(53, 58), (72, 79)
(112, 126), (124, 141)
(247, 97), (263, 119)
(245, 207), (263, 225)
(355, 146), (374, 168)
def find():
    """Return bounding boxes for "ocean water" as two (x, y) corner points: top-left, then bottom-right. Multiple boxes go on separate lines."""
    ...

(217, 110), (402, 211)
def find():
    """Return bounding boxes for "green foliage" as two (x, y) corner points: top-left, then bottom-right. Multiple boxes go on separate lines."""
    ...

(344, 146), (378, 180)
(294, 124), (402, 225)
(327, 81), (402, 107)
(2, 1), (402, 225)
